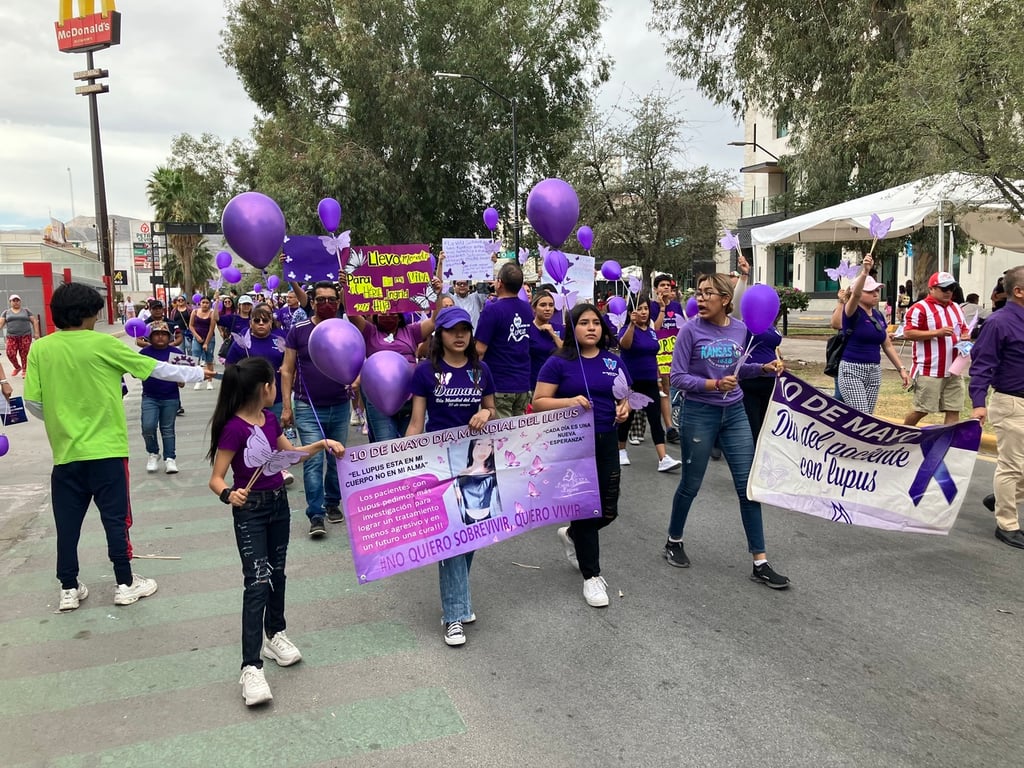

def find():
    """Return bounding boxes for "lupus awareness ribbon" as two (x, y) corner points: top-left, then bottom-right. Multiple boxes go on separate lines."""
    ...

(908, 428), (958, 506)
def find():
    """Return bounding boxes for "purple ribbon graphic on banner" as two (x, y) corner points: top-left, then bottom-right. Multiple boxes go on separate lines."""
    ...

(908, 427), (958, 506)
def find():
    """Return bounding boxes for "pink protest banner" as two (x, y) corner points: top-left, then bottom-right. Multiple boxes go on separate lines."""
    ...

(339, 407), (601, 583)
(342, 243), (433, 315)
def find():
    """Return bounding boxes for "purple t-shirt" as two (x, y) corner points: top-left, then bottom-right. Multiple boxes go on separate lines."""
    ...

(476, 297), (533, 393)
(361, 322), (423, 362)
(225, 330), (287, 405)
(651, 301), (685, 333)
(669, 317), (764, 406)
(618, 323), (660, 381)
(410, 359), (496, 432)
(748, 327), (784, 365)
(217, 411), (285, 491)
(139, 345), (186, 400)
(536, 351), (630, 433)
(841, 307), (887, 365)
(285, 319), (349, 406)
(528, 323), (559, 390)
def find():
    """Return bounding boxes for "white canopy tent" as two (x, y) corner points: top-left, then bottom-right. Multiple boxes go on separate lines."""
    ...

(751, 173), (1024, 263)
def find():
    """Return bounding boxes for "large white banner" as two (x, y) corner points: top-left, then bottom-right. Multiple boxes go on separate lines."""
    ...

(441, 238), (497, 283)
(749, 373), (982, 535)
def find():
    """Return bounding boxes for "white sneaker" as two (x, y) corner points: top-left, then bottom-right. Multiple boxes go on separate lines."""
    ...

(194, 382), (202, 391)
(206, 380), (214, 390)
(350, 410), (363, 426)
(618, 449), (631, 466)
(164, 458), (178, 474)
(583, 576), (609, 607)
(628, 437), (641, 445)
(658, 455), (682, 472)
(239, 665), (273, 706)
(263, 631), (302, 666)
(557, 526), (579, 571)
(58, 582), (88, 611)
(114, 574), (158, 605)
(146, 454), (159, 473)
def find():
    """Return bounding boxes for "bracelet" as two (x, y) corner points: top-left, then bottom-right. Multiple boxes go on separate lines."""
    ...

(713, 379), (722, 392)
(219, 488), (233, 505)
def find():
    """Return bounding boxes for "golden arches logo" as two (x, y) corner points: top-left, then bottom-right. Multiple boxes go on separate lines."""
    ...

(58, 0), (117, 25)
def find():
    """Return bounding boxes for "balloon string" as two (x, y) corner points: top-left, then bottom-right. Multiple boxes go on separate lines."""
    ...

(563, 302), (594, 407)
(296, 362), (330, 441)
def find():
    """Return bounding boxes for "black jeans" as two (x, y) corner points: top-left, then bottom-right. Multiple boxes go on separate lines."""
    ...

(233, 487), (290, 669)
(739, 376), (775, 441)
(616, 379), (666, 445)
(52, 458), (134, 588)
(569, 431), (621, 579)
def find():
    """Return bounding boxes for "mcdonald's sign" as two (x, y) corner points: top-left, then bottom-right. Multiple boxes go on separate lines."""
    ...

(54, 0), (121, 53)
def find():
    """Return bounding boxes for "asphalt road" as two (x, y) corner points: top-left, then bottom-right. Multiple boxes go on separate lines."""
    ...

(0, 331), (1020, 768)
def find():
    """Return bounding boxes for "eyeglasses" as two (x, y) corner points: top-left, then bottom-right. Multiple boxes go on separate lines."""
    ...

(695, 290), (726, 299)
(313, 296), (339, 305)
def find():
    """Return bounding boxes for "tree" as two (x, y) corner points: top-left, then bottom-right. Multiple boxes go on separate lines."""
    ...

(650, 0), (1024, 214)
(146, 167), (209, 296)
(162, 243), (216, 294)
(220, 0), (610, 246)
(563, 93), (732, 284)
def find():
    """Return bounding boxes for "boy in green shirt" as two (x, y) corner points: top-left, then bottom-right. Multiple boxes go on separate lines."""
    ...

(25, 283), (213, 611)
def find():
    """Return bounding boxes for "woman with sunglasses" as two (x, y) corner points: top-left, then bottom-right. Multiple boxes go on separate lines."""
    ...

(225, 303), (288, 422)
(839, 255), (910, 413)
(664, 273), (790, 589)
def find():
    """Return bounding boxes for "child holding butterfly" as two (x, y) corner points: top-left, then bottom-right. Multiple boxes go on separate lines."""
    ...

(407, 306), (496, 647)
(533, 303), (632, 608)
(208, 357), (345, 706)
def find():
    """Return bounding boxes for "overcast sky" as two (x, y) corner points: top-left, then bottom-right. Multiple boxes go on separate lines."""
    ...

(0, 1), (741, 229)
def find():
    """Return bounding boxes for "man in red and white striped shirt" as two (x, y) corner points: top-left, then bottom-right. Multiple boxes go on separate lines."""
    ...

(902, 272), (968, 426)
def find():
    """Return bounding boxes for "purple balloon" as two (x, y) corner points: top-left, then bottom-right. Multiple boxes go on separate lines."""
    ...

(360, 351), (414, 416)
(518, 287), (529, 301)
(483, 207), (499, 232)
(192, 293), (202, 304)
(318, 197), (342, 232)
(526, 178), (580, 247)
(253, 282), (262, 293)
(685, 297), (699, 318)
(740, 283), (781, 335)
(607, 296), (627, 315)
(215, 250), (232, 269)
(577, 226), (594, 251)
(0, 434), (8, 457)
(544, 250), (570, 284)
(221, 266), (242, 284)
(308, 318), (366, 385)
(124, 317), (148, 338)
(600, 260), (621, 281)
(221, 191), (286, 270)
(266, 275), (280, 290)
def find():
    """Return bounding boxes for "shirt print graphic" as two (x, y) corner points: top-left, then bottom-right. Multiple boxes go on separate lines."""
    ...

(507, 313), (530, 343)
(700, 339), (744, 371)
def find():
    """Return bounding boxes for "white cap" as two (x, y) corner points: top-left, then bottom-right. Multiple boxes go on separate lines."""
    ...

(9, 295), (20, 301)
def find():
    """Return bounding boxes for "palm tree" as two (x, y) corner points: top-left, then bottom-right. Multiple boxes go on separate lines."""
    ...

(163, 242), (216, 293)
(146, 167), (209, 295)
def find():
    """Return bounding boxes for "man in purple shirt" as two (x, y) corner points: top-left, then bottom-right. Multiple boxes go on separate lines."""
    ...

(475, 262), (533, 417)
(280, 281), (350, 537)
(970, 264), (1024, 549)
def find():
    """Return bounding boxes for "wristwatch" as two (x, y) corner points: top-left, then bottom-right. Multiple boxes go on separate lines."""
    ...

(219, 488), (233, 504)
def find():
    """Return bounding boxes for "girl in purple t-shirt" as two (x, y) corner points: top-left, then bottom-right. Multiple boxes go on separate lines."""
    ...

(207, 357), (345, 706)
(407, 306), (496, 648)
(533, 303), (632, 609)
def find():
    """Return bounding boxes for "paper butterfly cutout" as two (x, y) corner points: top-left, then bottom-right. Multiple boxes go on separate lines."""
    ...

(824, 260), (861, 282)
(553, 289), (579, 311)
(607, 311), (627, 331)
(242, 425), (306, 473)
(504, 450), (521, 468)
(611, 369), (653, 409)
(627, 276), (641, 294)
(207, 277), (224, 291)
(518, 248), (529, 266)
(527, 456), (546, 476)
(538, 244), (550, 261)
(231, 329), (251, 352)
(318, 230), (352, 258)
(719, 230), (740, 252)
(486, 240), (502, 255)
(344, 248), (366, 275)
(869, 213), (894, 240)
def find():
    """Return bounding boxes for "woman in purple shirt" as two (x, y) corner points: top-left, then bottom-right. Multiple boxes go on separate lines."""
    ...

(839, 255), (910, 413)
(665, 273), (790, 589)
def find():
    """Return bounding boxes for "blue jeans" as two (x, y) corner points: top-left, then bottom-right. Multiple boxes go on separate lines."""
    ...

(439, 552), (474, 624)
(364, 399), (412, 442)
(293, 400), (350, 519)
(141, 396), (178, 459)
(668, 400), (765, 553)
(190, 337), (215, 365)
(232, 487), (290, 669)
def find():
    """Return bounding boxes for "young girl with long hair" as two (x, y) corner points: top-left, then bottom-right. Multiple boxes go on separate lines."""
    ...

(533, 303), (632, 608)
(528, 290), (563, 391)
(207, 357), (345, 706)
(407, 306), (496, 647)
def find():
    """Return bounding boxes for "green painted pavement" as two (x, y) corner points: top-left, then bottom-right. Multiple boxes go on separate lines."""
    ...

(0, 573), (373, 647)
(0, 623), (415, 716)
(45, 688), (464, 768)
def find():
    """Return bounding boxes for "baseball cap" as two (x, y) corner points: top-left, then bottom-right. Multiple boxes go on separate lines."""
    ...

(9, 294), (20, 301)
(862, 276), (882, 292)
(149, 299), (164, 309)
(147, 321), (171, 337)
(434, 306), (473, 332)
(928, 272), (957, 288)
(237, 295), (255, 305)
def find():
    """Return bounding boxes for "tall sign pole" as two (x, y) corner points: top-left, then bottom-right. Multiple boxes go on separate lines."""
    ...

(55, 0), (122, 324)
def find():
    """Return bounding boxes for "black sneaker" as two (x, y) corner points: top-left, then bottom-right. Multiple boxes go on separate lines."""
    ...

(710, 446), (722, 460)
(663, 540), (690, 568)
(177, 406), (185, 416)
(665, 427), (680, 444)
(308, 516), (326, 537)
(326, 505), (345, 524)
(750, 562), (790, 589)
(443, 620), (466, 647)
(983, 493), (996, 512)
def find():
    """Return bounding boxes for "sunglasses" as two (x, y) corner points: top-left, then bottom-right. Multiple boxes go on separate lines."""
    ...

(313, 296), (339, 305)
(251, 317), (272, 324)
(936, 285), (955, 292)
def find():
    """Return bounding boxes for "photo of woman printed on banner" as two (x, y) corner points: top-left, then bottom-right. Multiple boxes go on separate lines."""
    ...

(449, 437), (501, 525)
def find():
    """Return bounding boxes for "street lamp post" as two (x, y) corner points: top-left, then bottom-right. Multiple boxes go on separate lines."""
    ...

(434, 72), (520, 256)
(727, 140), (781, 161)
